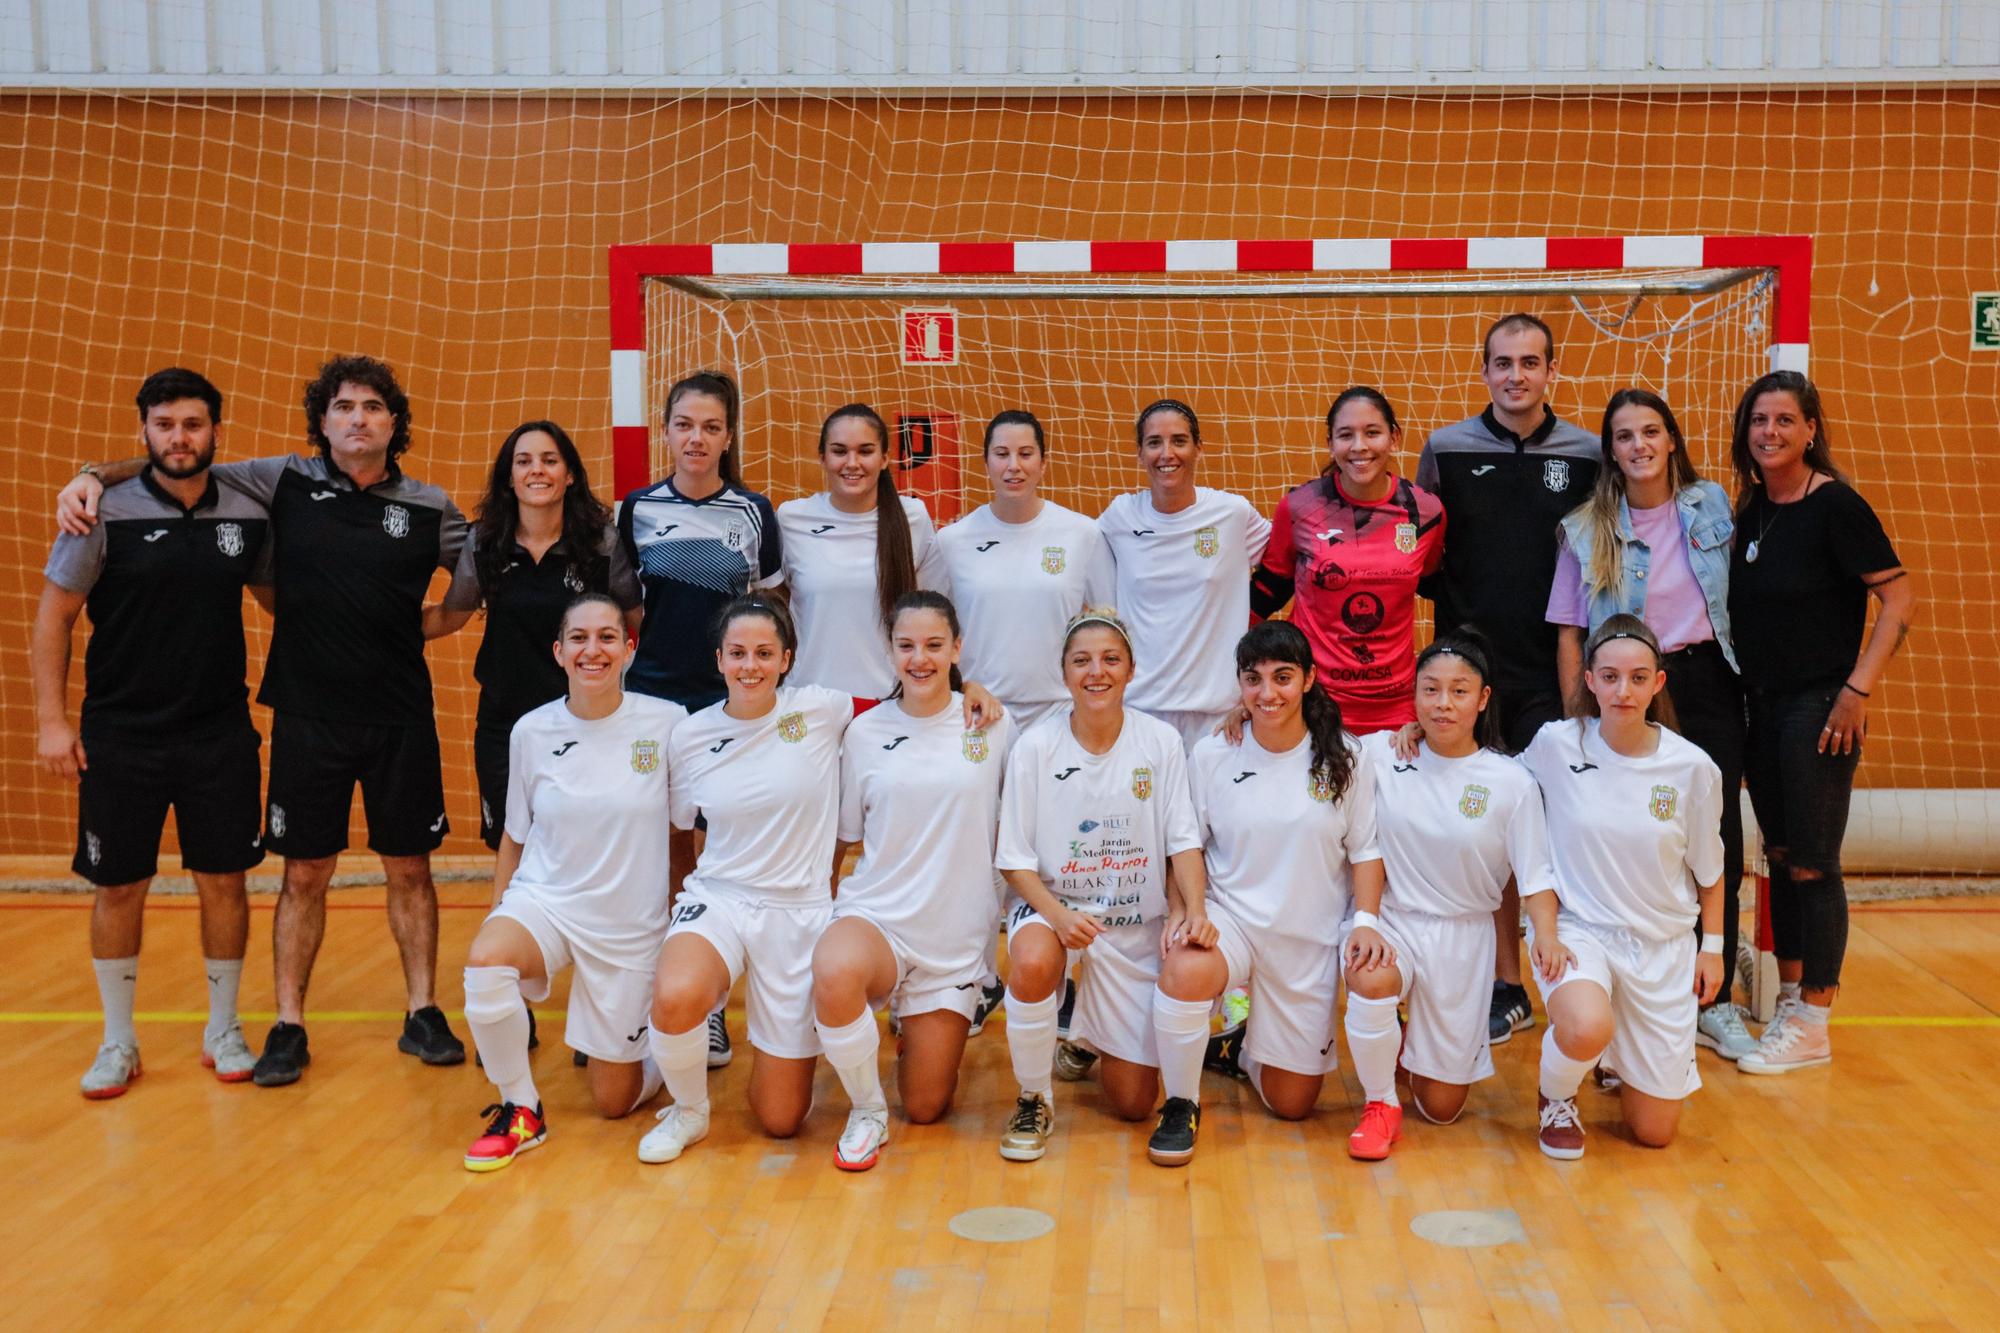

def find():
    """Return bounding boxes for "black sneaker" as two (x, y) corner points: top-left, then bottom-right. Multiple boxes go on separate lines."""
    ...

(573, 1050), (588, 1068)
(252, 1021), (310, 1087)
(477, 1006), (540, 1068)
(706, 1010), (732, 1070)
(967, 977), (1006, 1037)
(1147, 1096), (1201, 1167)
(1487, 981), (1533, 1045)
(400, 1005), (467, 1066)
(1204, 1022), (1247, 1079)
(1055, 978), (1077, 1040)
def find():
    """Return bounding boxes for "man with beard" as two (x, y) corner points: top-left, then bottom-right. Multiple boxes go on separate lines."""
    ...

(34, 368), (269, 1098)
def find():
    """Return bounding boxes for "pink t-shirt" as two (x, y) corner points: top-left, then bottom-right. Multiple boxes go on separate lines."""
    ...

(1545, 501), (1714, 652)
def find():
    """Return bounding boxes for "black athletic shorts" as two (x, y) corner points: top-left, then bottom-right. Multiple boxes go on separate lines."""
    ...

(75, 721), (265, 886)
(472, 718), (511, 853)
(1496, 685), (1565, 756)
(265, 712), (448, 859)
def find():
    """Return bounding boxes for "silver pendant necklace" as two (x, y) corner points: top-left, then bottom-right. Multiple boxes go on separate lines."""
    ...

(1746, 474), (1815, 563)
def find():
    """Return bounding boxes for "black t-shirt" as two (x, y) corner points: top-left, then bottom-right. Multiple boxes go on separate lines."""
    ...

(44, 469), (269, 741)
(441, 523), (642, 730)
(1729, 479), (1900, 693)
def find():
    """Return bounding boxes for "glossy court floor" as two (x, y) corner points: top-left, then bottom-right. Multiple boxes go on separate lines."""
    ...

(3, 883), (1996, 1330)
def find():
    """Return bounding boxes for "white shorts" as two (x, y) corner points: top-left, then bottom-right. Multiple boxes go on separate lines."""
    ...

(1144, 707), (1234, 751)
(1212, 903), (1342, 1077)
(1535, 912), (1702, 1102)
(832, 909), (985, 1022)
(1364, 906), (1495, 1087)
(491, 892), (656, 1064)
(668, 884), (832, 1060)
(1007, 898), (1160, 1067)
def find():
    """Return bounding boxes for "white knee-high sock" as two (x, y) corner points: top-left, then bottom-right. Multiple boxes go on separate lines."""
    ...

(93, 957), (138, 1049)
(1538, 1023), (1598, 1101)
(1345, 994), (1402, 1106)
(1005, 987), (1060, 1099)
(1152, 988), (1212, 1103)
(650, 1022), (709, 1115)
(202, 957), (243, 1043)
(816, 1010), (886, 1113)
(463, 965), (537, 1108)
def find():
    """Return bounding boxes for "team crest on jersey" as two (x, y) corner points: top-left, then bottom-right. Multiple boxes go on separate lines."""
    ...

(1649, 784), (1679, 821)
(1458, 783), (1491, 819)
(725, 523), (746, 551)
(1193, 526), (1220, 559)
(777, 711), (808, 743)
(1131, 766), (1153, 800)
(268, 804), (287, 839)
(215, 522), (245, 557)
(1543, 459), (1570, 493)
(962, 729), (990, 763)
(1041, 546), (1066, 575)
(382, 503), (410, 538)
(563, 567), (585, 593)
(84, 831), (102, 866)
(1307, 770), (1335, 804)
(1394, 521), (1418, 555)
(630, 739), (660, 773)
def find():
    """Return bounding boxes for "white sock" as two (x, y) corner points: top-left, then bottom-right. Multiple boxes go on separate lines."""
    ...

(1005, 986), (1060, 1099)
(93, 957), (139, 1049)
(1778, 980), (1802, 1006)
(463, 965), (538, 1108)
(627, 1057), (665, 1116)
(1538, 1023), (1598, 1101)
(1345, 994), (1402, 1106)
(203, 957), (243, 1043)
(650, 1022), (710, 1115)
(1796, 1001), (1830, 1028)
(1152, 987), (1212, 1103)
(816, 1010), (886, 1113)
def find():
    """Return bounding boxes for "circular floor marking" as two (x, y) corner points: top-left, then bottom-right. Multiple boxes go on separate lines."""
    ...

(1409, 1208), (1527, 1249)
(948, 1206), (1056, 1243)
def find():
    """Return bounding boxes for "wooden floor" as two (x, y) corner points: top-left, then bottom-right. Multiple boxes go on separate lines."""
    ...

(4, 886), (1999, 1331)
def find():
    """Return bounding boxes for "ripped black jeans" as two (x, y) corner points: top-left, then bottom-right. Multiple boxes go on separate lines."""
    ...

(1744, 685), (1863, 991)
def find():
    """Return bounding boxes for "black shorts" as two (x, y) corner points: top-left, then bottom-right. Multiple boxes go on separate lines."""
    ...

(75, 722), (265, 886)
(1495, 685), (1565, 756)
(472, 718), (511, 853)
(265, 712), (448, 859)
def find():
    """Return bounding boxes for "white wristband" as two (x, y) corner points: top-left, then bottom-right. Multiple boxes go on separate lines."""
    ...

(1351, 910), (1380, 931)
(1700, 934), (1724, 955)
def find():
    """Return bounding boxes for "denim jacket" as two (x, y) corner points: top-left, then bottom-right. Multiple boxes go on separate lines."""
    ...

(1556, 479), (1737, 671)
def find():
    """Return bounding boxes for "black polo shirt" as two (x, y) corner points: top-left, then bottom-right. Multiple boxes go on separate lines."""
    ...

(1415, 406), (1602, 691)
(44, 468), (269, 741)
(441, 522), (642, 730)
(217, 453), (466, 728)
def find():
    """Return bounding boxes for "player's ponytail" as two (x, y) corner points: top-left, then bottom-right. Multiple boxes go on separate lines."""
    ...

(886, 589), (965, 697)
(1414, 627), (1506, 752)
(819, 404), (916, 634)
(1234, 621), (1355, 806)
(1574, 613), (1680, 737)
(666, 371), (744, 489)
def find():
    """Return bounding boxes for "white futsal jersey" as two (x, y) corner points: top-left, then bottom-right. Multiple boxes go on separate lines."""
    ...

(1519, 718), (1726, 941)
(837, 696), (1014, 974)
(938, 501), (1115, 713)
(670, 684), (854, 901)
(1188, 729), (1380, 947)
(777, 492), (949, 699)
(995, 707), (1201, 927)
(502, 693), (689, 967)
(1358, 732), (1556, 918)
(1097, 487), (1271, 715)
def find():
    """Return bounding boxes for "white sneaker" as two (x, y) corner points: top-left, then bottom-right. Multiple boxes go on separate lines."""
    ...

(1696, 1004), (1758, 1061)
(202, 1023), (257, 1082)
(834, 1107), (890, 1172)
(1737, 1011), (1832, 1074)
(81, 1041), (141, 1099)
(638, 1102), (710, 1163)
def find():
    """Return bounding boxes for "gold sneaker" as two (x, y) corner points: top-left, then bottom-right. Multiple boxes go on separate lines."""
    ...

(999, 1092), (1054, 1161)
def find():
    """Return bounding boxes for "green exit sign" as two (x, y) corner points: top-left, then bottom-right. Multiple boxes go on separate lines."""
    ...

(1978, 293), (2000, 351)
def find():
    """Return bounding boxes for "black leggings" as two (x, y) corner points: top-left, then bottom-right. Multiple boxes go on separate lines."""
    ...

(1662, 642), (1745, 1003)
(1744, 685), (1862, 991)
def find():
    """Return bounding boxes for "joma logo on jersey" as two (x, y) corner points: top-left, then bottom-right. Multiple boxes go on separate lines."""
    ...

(1649, 784), (1679, 821)
(1040, 546), (1066, 575)
(630, 739), (660, 773)
(1458, 783), (1491, 819)
(777, 711), (808, 743)
(1394, 521), (1418, 555)
(382, 504), (411, 538)
(1543, 459), (1571, 492)
(962, 729), (989, 763)
(215, 522), (245, 556)
(1193, 526), (1220, 559)
(1308, 771), (1335, 804)
(1131, 767), (1153, 800)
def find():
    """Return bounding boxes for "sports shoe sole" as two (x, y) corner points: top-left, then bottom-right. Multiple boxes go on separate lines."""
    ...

(464, 1133), (545, 1174)
(1146, 1143), (1195, 1168)
(998, 1142), (1048, 1163)
(834, 1144), (883, 1172)
(398, 1035), (467, 1066)
(201, 1054), (254, 1084)
(1694, 1033), (1757, 1060)
(1736, 1054), (1832, 1076)
(1488, 1013), (1533, 1045)
(1347, 1132), (1400, 1162)
(1538, 1139), (1585, 1161)
(251, 1052), (309, 1088)
(81, 1063), (140, 1100)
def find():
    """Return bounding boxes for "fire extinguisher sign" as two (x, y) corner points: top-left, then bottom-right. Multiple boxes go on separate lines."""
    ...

(901, 308), (959, 365)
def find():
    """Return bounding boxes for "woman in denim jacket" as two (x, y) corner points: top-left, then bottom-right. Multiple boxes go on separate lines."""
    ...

(1546, 388), (1750, 1061)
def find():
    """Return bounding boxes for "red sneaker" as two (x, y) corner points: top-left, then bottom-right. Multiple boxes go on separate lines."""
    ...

(1347, 1100), (1403, 1161)
(464, 1102), (547, 1173)
(1537, 1093), (1585, 1160)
